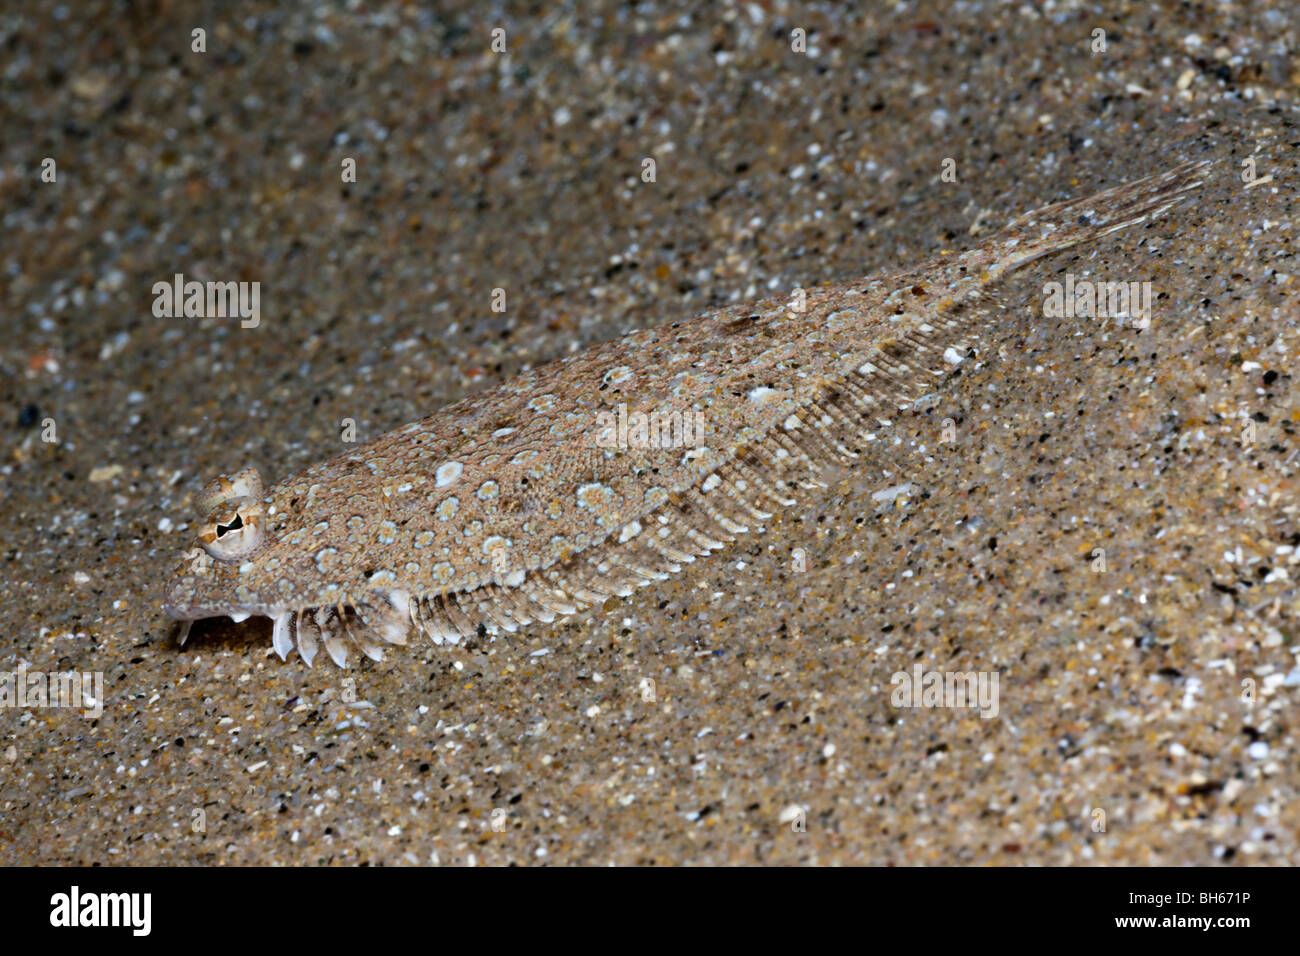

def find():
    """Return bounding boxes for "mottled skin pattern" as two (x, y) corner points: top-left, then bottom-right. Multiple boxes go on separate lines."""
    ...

(163, 160), (1210, 666)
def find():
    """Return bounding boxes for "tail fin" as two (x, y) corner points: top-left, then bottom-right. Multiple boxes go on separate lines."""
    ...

(994, 158), (1213, 273)
(883, 159), (1214, 397)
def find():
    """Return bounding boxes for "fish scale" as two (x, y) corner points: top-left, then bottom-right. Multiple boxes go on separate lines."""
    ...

(164, 159), (1212, 666)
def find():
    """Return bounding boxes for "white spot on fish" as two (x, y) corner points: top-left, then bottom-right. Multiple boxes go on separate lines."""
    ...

(576, 482), (613, 510)
(603, 365), (633, 386)
(435, 461), (464, 487)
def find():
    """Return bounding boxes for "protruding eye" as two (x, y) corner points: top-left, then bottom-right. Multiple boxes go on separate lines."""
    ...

(195, 467), (263, 517)
(198, 500), (265, 562)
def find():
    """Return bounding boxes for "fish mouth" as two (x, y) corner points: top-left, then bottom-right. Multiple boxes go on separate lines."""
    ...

(166, 607), (272, 655)
(162, 601), (266, 623)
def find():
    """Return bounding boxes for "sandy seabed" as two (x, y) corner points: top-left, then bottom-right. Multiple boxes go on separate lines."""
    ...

(1, 1), (1298, 864)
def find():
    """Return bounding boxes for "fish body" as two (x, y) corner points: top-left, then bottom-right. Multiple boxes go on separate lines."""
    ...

(163, 160), (1211, 666)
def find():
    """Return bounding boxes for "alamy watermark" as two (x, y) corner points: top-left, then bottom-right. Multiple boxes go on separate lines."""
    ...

(890, 664), (999, 719)
(1, 664), (103, 718)
(594, 402), (706, 450)
(152, 272), (260, 328)
(49, 886), (150, 936)
(1042, 273), (1151, 328)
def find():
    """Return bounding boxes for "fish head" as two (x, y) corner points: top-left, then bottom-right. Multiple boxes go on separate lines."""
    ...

(162, 466), (278, 621)
(161, 466), (410, 665)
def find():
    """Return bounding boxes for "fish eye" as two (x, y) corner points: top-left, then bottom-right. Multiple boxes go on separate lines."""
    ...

(195, 467), (263, 517)
(198, 500), (264, 562)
